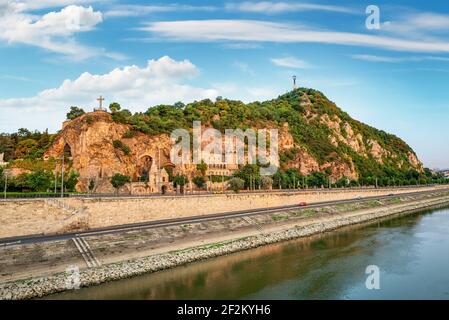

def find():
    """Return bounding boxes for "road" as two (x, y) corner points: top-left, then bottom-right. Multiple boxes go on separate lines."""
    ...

(0, 188), (447, 247)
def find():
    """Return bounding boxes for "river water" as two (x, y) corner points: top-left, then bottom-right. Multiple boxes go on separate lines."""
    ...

(50, 206), (449, 300)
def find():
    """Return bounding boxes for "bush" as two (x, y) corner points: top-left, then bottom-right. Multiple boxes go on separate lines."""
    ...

(110, 173), (130, 195)
(112, 140), (130, 155)
(260, 176), (273, 190)
(123, 130), (136, 139)
(228, 177), (245, 192)
(192, 176), (206, 189)
(66, 106), (85, 120)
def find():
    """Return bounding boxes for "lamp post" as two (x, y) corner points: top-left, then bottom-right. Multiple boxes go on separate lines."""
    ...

(3, 171), (7, 199)
(61, 153), (65, 198)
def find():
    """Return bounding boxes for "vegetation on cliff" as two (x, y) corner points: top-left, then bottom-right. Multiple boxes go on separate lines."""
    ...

(1, 88), (447, 192)
(105, 88), (436, 186)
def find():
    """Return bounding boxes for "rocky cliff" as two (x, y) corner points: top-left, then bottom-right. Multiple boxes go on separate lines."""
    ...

(44, 88), (423, 192)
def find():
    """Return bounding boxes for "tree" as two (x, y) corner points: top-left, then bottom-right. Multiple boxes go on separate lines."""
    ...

(88, 179), (95, 193)
(109, 102), (121, 113)
(26, 170), (52, 192)
(260, 176), (273, 190)
(196, 160), (207, 176)
(64, 170), (79, 192)
(66, 106), (85, 120)
(173, 174), (188, 193)
(228, 177), (245, 192)
(233, 164), (259, 189)
(173, 174), (188, 187)
(110, 173), (130, 195)
(192, 176), (206, 189)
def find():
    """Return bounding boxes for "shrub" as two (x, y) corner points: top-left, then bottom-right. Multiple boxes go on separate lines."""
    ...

(192, 176), (206, 188)
(110, 173), (130, 195)
(123, 130), (136, 139)
(66, 106), (85, 120)
(228, 177), (245, 192)
(113, 140), (130, 155)
(260, 176), (273, 190)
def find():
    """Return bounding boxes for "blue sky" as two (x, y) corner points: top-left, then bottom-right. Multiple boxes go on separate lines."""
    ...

(0, 1), (448, 169)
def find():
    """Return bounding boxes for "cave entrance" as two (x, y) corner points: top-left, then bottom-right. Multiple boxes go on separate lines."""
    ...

(137, 155), (153, 182)
(63, 143), (72, 159)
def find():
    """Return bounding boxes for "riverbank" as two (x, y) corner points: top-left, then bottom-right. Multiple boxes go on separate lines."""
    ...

(1, 190), (449, 300)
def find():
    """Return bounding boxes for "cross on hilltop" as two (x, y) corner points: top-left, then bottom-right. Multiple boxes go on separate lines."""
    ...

(95, 95), (106, 111)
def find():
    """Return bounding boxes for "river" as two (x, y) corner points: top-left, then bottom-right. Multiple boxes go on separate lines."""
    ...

(49, 206), (449, 300)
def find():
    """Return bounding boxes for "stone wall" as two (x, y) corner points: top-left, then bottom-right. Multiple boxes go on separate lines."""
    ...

(0, 186), (446, 238)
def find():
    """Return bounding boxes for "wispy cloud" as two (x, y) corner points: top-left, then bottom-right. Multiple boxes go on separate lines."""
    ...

(221, 42), (262, 49)
(142, 19), (449, 53)
(352, 54), (449, 63)
(104, 4), (216, 17)
(382, 12), (449, 36)
(271, 56), (309, 68)
(225, 1), (356, 14)
(0, 75), (32, 82)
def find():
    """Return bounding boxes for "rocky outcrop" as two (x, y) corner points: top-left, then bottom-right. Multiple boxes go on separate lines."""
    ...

(45, 111), (173, 193)
(41, 89), (424, 192)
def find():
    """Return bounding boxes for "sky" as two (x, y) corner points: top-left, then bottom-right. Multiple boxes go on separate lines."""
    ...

(0, 0), (448, 169)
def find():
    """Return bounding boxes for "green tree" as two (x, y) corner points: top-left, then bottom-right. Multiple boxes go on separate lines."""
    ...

(26, 170), (52, 192)
(173, 173), (188, 193)
(109, 102), (121, 113)
(233, 164), (259, 189)
(260, 176), (273, 190)
(192, 176), (206, 189)
(196, 160), (207, 176)
(66, 106), (85, 120)
(228, 177), (245, 192)
(110, 173), (130, 195)
(64, 170), (79, 192)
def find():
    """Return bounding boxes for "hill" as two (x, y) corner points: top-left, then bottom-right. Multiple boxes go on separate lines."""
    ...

(2, 87), (437, 193)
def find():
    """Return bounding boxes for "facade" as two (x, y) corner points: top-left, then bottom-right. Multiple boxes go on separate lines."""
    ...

(129, 163), (171, 195)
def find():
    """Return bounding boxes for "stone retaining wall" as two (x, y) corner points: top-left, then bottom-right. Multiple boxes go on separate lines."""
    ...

(0, 186), (446, 238)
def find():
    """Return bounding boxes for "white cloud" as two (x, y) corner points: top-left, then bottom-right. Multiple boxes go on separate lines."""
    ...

(271, 56), (308, 68)
(14, 0), (101, 10)
(352, 54), (449, 63)
(0, 56), (218, 132)
(0, 3), (121, 60)
(226, 1), (355, 14)
(382, 12), (449, 36)
(143, 19), (449, 53)
(104, 4), (216, 18)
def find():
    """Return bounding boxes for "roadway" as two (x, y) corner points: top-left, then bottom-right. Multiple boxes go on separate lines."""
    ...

(1, 187), (447, 247)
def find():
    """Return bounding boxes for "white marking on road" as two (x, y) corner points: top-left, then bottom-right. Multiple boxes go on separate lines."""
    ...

(72, 237), (101, 268)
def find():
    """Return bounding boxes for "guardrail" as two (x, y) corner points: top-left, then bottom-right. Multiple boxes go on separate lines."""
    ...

(1, 184), (446, 200)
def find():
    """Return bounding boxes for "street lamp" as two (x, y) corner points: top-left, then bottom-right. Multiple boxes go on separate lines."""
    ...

(61, 153), (65, 198)
(3, 171), (8, 199)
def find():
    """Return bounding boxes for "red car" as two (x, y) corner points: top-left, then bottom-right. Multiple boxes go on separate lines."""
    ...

(299, 202), (308, 207)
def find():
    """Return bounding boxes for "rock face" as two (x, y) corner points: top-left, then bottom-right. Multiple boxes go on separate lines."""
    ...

(45, 111), (173, 193)
(44, 89), (424, 192)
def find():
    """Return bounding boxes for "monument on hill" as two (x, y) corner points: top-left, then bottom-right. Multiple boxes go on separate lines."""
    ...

(94, 95), (106, 112)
